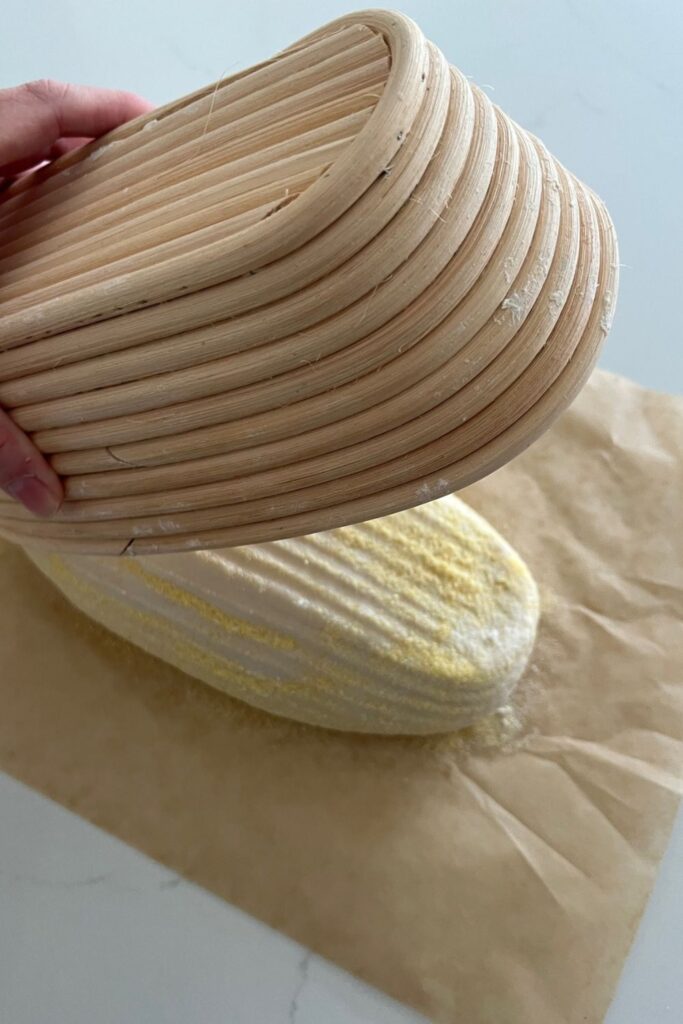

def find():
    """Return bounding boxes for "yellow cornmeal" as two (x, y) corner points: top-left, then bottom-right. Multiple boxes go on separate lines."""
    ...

(123, 558), (297, 652)
(42, 554), (435, 729)
(27, 495), (539, 735)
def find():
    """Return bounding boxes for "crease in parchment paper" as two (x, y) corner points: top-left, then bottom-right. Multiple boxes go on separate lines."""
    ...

(0, 370), (681, 1024)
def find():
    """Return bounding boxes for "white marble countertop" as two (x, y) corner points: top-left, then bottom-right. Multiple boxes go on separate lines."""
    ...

(1, 1), (682, 1021)
(1, 774), (682, 1024)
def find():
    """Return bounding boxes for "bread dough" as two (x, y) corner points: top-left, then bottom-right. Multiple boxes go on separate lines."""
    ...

(27, 495), (539, 735)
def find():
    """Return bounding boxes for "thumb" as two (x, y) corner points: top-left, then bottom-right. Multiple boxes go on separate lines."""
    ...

(0, 408), (62, 517)
(0, 80), (153, 173)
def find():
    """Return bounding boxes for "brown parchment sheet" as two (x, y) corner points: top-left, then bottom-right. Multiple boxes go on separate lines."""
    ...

(1, 369), (682, 1024)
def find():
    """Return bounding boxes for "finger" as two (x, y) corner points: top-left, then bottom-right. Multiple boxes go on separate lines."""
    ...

(0, 80), (153, 172)
(50, 136), (93, 157)
(0, 154), (51, 176)
(0, 137), (94, 177)
(0, 408), (62, 517)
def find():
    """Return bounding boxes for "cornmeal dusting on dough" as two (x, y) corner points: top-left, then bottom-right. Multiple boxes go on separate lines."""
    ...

(42, 554), (436, 729)
(123, 558), (297, 652)
(43, 555), (347, 722)
(334, 505), (530, 691)
(30, 496), (539, 736)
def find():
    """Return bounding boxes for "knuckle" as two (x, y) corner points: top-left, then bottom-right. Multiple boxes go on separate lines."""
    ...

(20, 79), (71, 119)
(22, 78), (61, 102)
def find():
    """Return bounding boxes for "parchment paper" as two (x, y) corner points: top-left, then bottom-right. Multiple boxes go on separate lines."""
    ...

(1, 369), (682, 1024)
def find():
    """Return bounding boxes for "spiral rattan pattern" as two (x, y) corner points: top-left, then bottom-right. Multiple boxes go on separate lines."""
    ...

(0, 10), (618, 553)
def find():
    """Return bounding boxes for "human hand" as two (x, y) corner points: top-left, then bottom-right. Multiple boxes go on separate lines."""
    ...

(0, 79), (153, 515)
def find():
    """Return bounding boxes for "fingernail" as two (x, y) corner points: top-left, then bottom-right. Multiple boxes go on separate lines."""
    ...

(5, 475), (61, 517)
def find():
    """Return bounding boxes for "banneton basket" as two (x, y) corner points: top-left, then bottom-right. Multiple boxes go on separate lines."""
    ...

(0, 9), (618, 555)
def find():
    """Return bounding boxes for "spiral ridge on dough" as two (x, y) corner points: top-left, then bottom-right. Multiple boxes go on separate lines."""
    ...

(27, 495), (540, 735)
